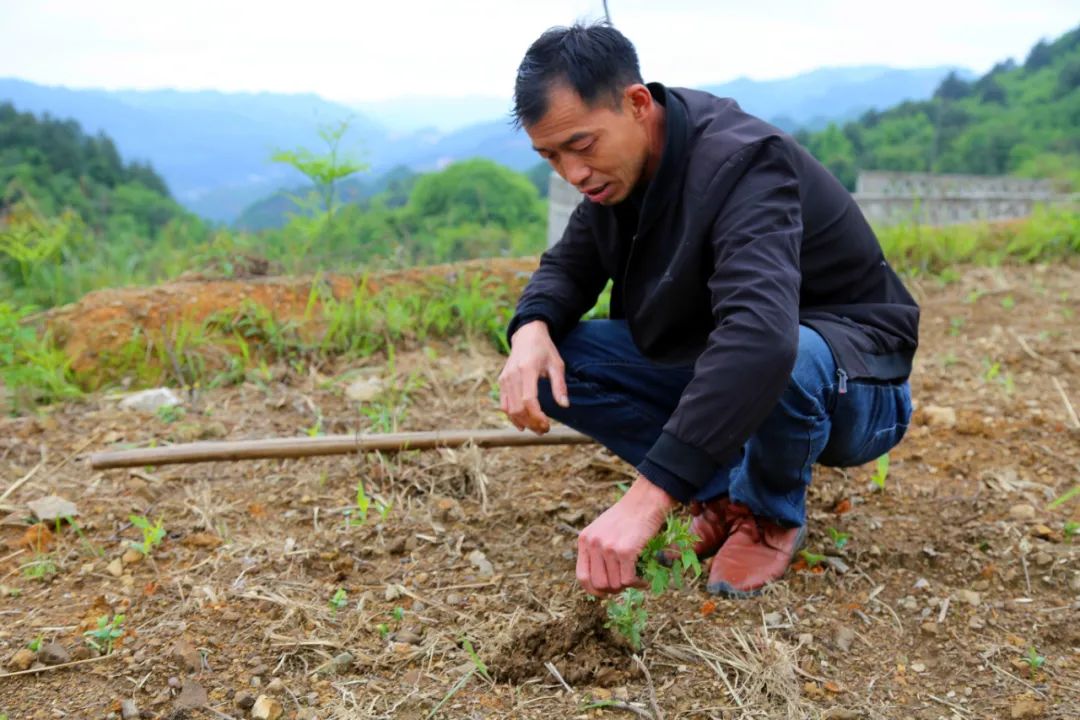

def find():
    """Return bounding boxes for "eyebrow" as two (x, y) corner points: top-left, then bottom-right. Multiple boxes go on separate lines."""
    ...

(531, 131), (592, 153)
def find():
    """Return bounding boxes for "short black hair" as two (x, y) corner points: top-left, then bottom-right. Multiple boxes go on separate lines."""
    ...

(513, 22), (643, 129)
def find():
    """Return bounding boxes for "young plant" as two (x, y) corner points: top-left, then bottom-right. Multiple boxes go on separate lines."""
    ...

(392, 606), (405, 622)
(1023, 646), (1046, 678)
(1001, 295), (1016, 310)
(799, 549), (827, 568)
(328, 588), (348, 614)
(27, 635), (43, 652)
(376, 499), (392, 523)
(128, 515), (165, 556)
(870, 454), (890, 490)
(155, 404), (185, 423)
(343, 481), (371, 528)
(22, 552), (57, 580)
(826, 527), (850, 549)
(1064, 520), (1079, 540)
(604, 514), (701, 650)
(84, 614), (125, 654)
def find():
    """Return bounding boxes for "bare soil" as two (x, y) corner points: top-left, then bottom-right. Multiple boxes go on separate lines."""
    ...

(2, 260), (1078, 719)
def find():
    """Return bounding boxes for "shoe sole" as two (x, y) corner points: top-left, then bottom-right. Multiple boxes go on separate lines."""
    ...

(705, 524), (808, 599)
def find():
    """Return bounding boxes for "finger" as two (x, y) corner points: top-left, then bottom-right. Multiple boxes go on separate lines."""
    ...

(548, 359), (569, 408)
(688, 501), (703, 517)
(618, 547), (640, 591)
(521, 398), (550, 434)
(591, 543), (611, 594)
(604, 548), (625, 593)
(577, 537), (595, 596)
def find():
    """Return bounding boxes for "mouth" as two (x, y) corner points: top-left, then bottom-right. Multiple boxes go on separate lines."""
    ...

(582, 183), (613, 202)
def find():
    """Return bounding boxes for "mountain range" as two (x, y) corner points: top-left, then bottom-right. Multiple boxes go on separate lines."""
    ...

(0, 65), (971, 224)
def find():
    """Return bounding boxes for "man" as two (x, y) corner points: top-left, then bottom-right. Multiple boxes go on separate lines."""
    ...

(498, 23), (918, 598)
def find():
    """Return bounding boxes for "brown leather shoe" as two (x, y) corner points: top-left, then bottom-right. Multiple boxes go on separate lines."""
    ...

(659, 497), (732, 566)
(706, 502), (806, 598)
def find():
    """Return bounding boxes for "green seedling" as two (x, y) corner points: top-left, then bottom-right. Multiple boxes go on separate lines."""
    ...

(965, 289), (984, 304)
(1001, 295), (1015, 310)
(328, 588), (348, 613)
(1048, 485), (1079, 509)
(871, 454), (890, 490)
(84, 614), (125, 654)
(948, 316), (965, 337)
(461, 636), (490, 681)
(128, 515), (165, 556)
(344, 481), (371, 527)
(392, 606), (405, 622)
(376, 623), (390, 639)
(983, 360), (1001, 382)
(27, 635), (42, 652)
(826, 527), (850, 549)
(604, 514), (701, 650)
(799, 549), (827, 568)
(376, 500), (392, 523)
(22, 552), (57, 580)
(942, 352), (959, 368)
(1063, 520), (1078, 540)
(1023, 646), (1046, 678)
(155, 404), (185, 423)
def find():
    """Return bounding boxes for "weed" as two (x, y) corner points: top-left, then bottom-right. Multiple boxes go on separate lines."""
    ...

(21, 552), (57, 580)
(84, 614), (125, 654)
(605, 587), (648, 650)
(27, 635), (42, 652)
(1063, 520), (1078, 540)
(1023, 646), (1046, 678)
(983, 359), (1002, 382)
(1048, 485), (1079, 509)
(799, 550), (827, 568)
(948, 316), (965, 336)
(461, 636), (490, 681)
(1001, 294), (1016, 310)
(871, 454), (890, 490)
(376, 500), (392, 523)
(344, 481), (371, 527)
(155, 404), (185, 423)
(377, 623), (390, 639)
(826, 527), (851, 549)
(128, 515), (165, 556)
(392, 606), (405, 622)
(328, 588), (348, 614)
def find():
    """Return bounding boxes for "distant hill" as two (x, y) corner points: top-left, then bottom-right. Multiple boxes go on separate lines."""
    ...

(1, 64), (970, 224)
(800, 24), (1080, 189)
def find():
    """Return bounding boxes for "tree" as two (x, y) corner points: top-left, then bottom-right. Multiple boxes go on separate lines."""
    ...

(271, 119), (367, 219)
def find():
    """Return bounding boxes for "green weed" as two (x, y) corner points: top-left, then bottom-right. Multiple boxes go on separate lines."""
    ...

(21, 552), (57, 580)
(155, 404), (185, 423)
(128, 515), (165, 556)
(84, 614), (125, 654)
(799, 550), (827, 568)
(871, 454), (890, 490)
(344, 481), (371, 528)
(1023, 646), (1046, 678)
(328, 588), (348, 614)
(827, 527), (851, 549)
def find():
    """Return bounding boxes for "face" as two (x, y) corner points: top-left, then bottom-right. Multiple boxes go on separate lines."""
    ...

(526, 83), (655, 206)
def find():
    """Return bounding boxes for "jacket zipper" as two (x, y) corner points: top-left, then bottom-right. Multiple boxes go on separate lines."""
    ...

(837, 368), (848, 394)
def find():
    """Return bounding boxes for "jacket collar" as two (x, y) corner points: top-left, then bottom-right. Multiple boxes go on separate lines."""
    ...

(633, 82), (689, 236)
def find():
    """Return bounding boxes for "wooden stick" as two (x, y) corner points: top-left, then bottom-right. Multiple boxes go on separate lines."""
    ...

(1051, 377), (1080, 429)
(90, 426), (594, 469)
(0, 652), (115, 679)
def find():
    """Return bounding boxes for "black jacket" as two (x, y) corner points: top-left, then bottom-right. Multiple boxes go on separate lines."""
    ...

(507, 83), (919, 502)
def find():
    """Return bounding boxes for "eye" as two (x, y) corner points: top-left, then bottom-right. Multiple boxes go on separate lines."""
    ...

(572, 140), (595, 154)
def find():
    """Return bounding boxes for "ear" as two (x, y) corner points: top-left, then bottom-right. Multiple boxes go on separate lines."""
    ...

(623, 84), (653, 120)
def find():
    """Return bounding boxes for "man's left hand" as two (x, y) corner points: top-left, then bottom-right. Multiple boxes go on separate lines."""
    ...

(576, 475), (678, 596)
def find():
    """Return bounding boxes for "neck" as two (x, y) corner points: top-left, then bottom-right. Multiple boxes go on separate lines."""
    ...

(641, 103), (666, 181)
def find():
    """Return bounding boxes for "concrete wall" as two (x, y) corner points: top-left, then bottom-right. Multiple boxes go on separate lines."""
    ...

(545, 170), (1073, 247)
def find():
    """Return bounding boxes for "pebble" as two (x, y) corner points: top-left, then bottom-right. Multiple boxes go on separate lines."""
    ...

(26, 495), (80, 522)
(304, 692), (320, 706)
(38, 641), (70, 666)
(922, 405), (956, 428)
(167, 676), (182, 689)
(898, 596), (919, 612)
(251, 695), (283, 720)
(1008, 504), (1036, 521)
(467, 549), (494, 577)
(384, 584), (403, 601)
(171, 639), (202, 673)
(120, 699), (139, 720)
(1010, 697), (1045, 719)
(763, 611), (783, 626)
(823, 710), (862, 720)
(119, 387), (182, 413)
(1031, 524), (1055, 540)
(1070, 574), (1080, 592)
(920, 622), (939, 636)
(913, 577), (930, 590)
(1033, 552), (1053, 567)
(968, 616), (986, 630)
(234, 692), (256, 710)
(911, 662), (927, 673)
(7, 648), (35, 671)
(122, 548), (144, 565)
(107, 558), (124, 577)
(798, 633), (814, 647)
(956, 589), (981, 606)
(265, 677), (285, 694)
(71, 644), (93, 661)
(394, 629), (424, 645)
(174, 678), (208, 709)
(834, 626), (856, 652)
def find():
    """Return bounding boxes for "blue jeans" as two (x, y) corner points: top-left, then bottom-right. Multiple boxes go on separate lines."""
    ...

(538, 320), (911, 527)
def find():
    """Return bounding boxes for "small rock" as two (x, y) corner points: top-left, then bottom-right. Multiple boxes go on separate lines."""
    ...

(345, 376), (384, 403)
(7, 647), (35, 671)
(38, 641), (70, 665)
(304, 691), (319, 706)
(920, 622), (939, 636)
(181, 532), (224, 549)
(823, 710), (862, 720)
(394, 629), (423, 645)
(898, 596), (919, 612)
(1010, 696), (1045, 719)
(913, 577), (930, 590)
(122, 548), (144, 565)
(234, 692), (256, 710)
(384, 584), (403, 601)
(1008, 504), (1036, 521)
(27, 495), (79, 522)
(956, 589), (981, 607)
(798, 633), (814, 647)
(121, 699), (139, 720)
(107, 558), (124, 577)
(434, 497), (464, 522)
(868, 544), (882, 557)
(968, 616), (986, 630)
(923, 405), (956, 428)
(1033, 552), (1053, 567)
(467, 549), (494, 577)
(763, 611), (783, 626)
(834, 626), (856, 652)
(824, 556), (849, 574)
(1031, 524), (1055, 540)
(265, 677), (285, 694)
(174, 678), (208, 709)
(1070, 574), (1080, 592)
(120, 388), (182, 413)
(911, 662), (927, 673)
(387, 536), (408, 555)
(171, 639), (201, 673)
(167, 676), (182, 689)
(251, 694), (283, 720)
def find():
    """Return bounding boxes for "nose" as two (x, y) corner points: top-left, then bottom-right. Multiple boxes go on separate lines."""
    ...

(561, 156), (591, 188)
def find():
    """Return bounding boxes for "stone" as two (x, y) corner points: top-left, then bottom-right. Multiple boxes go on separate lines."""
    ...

(1010, 696), (1045, 719)
(38, 641), (70, 665)
(467, 549), (494, 577)
(119, 388), (181, 413)
(171, 638), (202, 673)
(922, 405), (956, 428)
(107, 558), (124, 577)
(345, 376), (385, 403)
(823, 710), (862, 720)
(911, 662), (927, 673)
(834, 626), (856, 653)
(394, 629), (423, 645)
(898, 596), (919, 612)
(26, 495), (79, 522)
(181, 532), (224, 549)
(122, 548), (144, 565)
(174, 678), (208, 709)
(763, 611), (784, 626)
(1033, 552), (1053, 567)
(913, 577), (930, 590)
(968, 615), (986, 630)
(167, 676), (182, 689)
(265, 677), (285, 694)
(1070, 573), (1080, 593)
(384, 584), (403, 601)
(824, 556), (850, 574)
(1031, 524), (1055, 540)
(251, 695), (283, 720)
(121, 699), (139, 720)
(7, 647), (35, 671)
(1008, 504), (1036, 521)
(798, 633), (814, 647)
(956, 589), (981, 607)
(234, 692), (256, 710)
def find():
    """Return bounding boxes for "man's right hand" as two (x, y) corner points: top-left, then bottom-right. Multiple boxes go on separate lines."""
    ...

(498, 320), (570, 433)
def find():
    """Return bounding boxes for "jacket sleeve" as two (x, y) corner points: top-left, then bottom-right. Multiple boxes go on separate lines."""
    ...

(506, 200), (609, 346)
(637, 139), (803, 502)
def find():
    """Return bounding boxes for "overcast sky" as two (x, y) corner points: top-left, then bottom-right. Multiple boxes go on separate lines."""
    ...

(1, 1), (1076, 102)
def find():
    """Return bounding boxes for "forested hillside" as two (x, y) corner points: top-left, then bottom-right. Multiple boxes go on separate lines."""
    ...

(799, 24), (1080, 190)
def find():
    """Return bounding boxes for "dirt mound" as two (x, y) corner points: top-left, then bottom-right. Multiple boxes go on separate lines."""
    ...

(494, 597), (635, 686)
(38, 257), (537, 373)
